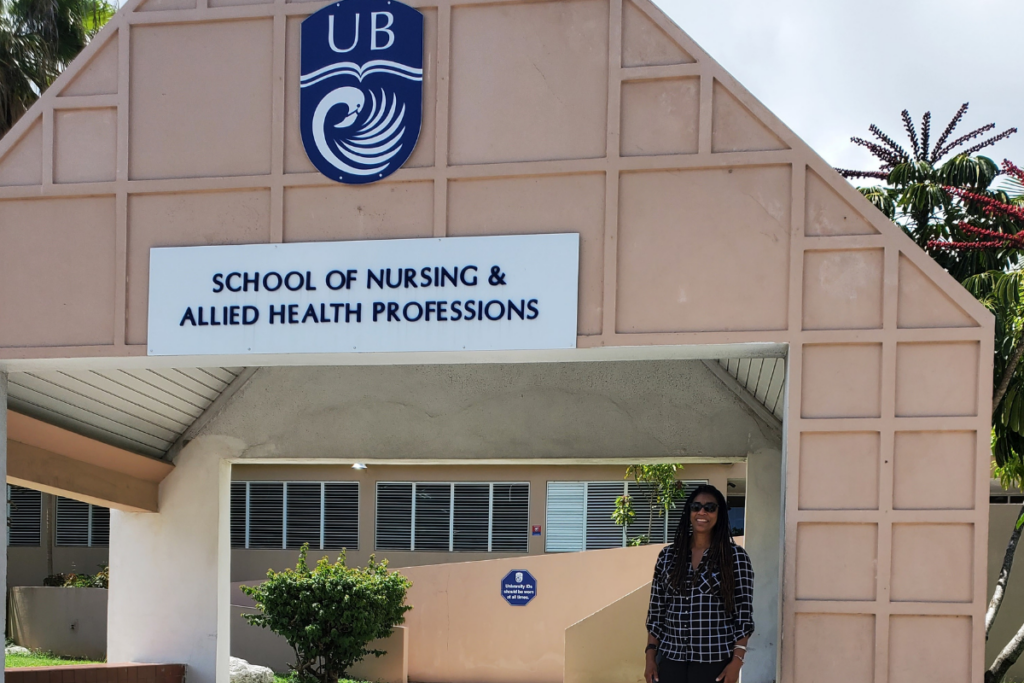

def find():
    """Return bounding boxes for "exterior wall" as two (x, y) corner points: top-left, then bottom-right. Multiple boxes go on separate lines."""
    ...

(108, 436), (237, 683)
(0, 0), (996, 681)
(400, 545), (661, 683)
(989, 504), (1024, 682)
(230, 462), (741, 581)
(8, 586), (107, 660)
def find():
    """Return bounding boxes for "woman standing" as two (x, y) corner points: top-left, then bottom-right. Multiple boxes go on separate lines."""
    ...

(644, 484), (754, 683)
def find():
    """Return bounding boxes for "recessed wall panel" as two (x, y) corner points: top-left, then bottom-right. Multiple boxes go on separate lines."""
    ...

(620, 78), (699, 157)
(0, 121), (42, 187)
(895, 342), (979, 417)
(448, 0), (609, 165)
(795, 523), (877, 601)
(893, 431), (976, 510)
(794, 614), (875, 683)
(897, 255), (976, 329)
(129, 20), (273, 179)
(890, 524), (973, 603)
(0, 197), (116, 347)
(617, 167), (790, 333)
(889, 616), (972, 683)
(804, 169), (878, 236)
(801, 344), (882, 418)
(54, 108), (117, 183)
(799, 432), (879, 510)
(802, 249), (883, 330)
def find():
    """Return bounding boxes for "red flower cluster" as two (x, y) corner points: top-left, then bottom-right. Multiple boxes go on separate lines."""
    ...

(928, 160), (1024, 252)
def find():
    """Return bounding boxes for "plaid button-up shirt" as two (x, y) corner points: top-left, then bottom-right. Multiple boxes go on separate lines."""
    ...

(646, 543), (755, 663)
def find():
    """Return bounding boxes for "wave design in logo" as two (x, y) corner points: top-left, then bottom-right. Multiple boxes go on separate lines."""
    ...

(310, 87), (407, 177)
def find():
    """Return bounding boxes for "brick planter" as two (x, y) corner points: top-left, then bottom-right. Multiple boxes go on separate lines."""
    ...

(4, 663), (185, 683)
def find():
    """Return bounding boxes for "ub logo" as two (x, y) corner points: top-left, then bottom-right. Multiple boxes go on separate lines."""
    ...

(515, 572), (523, 583)
(300, 0), (424, 184)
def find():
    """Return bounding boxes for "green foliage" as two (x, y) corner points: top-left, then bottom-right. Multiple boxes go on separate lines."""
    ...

(0, 0), (116, 136)
(5, 650), (104, 667)
(241, 544), (412, 683)
(612, 464), (688, 544)
(43, 565), (109, 588)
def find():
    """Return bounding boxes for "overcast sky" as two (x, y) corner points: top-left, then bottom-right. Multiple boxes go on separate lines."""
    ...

(656, 0), (1024, 180)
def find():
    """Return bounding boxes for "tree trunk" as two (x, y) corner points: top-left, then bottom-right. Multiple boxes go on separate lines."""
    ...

(988, 617), (1024, 683)
(994, 329), (1024, 412)
(988, 504), (1024, 638)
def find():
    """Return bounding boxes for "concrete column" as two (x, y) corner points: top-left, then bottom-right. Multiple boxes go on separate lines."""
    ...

(1, 371), (8, 683)
(107, 436), (242, 683)
(743, 447), (783, 683)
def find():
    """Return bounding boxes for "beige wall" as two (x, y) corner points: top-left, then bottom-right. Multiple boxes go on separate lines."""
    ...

(399, 545), (661, 683)
(230, 461), (741, 581)
(564, 582), (651, 683)
(8, 586), (107, 660)
(0, 0), (996, 680)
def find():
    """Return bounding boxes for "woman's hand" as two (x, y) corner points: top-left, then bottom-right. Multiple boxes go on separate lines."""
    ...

(715, 658), (742, 683)
(644, 652), (659, 683)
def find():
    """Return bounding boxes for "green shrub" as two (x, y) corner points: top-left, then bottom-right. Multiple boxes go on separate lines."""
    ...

(42, 565), (109, 588)
(241, 544), (412, 683)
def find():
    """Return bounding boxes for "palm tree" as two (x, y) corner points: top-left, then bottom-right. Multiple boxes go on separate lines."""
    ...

(837, 103), (1017, 278)
(0, 0), (115, 137)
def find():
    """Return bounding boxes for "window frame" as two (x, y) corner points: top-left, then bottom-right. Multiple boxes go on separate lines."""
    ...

(231, 480), (360, 551)
(545, 480), (709, 552)
(55, 496), (109, 548)
(7, 484), (42, 548)
(374, 481), (530, 553)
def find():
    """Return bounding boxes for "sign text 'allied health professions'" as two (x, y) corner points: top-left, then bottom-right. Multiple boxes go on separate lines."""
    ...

(147, 234), (579, 356)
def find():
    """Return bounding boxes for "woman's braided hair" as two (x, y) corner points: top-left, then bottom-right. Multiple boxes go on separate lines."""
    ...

(667, 484), (737, 614)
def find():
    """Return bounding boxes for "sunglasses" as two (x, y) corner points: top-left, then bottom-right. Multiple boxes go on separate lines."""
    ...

(689, 501), (719, 513)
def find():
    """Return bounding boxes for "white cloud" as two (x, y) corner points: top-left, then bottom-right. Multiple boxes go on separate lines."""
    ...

(655, 0), (1024, 178)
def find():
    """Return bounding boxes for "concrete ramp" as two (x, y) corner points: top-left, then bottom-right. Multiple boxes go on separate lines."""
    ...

(564, 582), (651, 683)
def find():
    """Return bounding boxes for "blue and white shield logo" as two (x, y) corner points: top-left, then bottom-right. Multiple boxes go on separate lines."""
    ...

(300, 0), (423, 184)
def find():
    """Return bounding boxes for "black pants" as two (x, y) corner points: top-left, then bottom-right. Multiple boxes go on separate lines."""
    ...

(657, 657), (728, 683)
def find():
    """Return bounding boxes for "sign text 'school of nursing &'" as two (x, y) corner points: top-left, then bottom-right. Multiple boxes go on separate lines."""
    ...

(147, 234), (579, 356)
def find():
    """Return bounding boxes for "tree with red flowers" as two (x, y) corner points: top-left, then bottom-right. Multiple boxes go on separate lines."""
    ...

(842, 106), (1024, 683)
(928, 160), (1024, 683)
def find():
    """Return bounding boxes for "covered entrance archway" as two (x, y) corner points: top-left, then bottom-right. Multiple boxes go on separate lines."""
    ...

(0, 0), (992, 680)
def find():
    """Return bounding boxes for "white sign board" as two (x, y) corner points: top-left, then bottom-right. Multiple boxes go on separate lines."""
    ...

(147, 234), (579, 356)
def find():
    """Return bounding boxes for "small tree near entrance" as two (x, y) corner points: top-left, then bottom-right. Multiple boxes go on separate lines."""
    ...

(612, 464), (688, 545)
(241, 544), (412, 683)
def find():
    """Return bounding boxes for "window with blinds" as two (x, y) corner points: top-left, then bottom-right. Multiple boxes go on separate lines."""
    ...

(230, 481), (359, 550)
(545, 480), (707, 552)
(375, 482), (529, 553)
(55, 497), (110, 547)
(7, 485), (41, 547)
